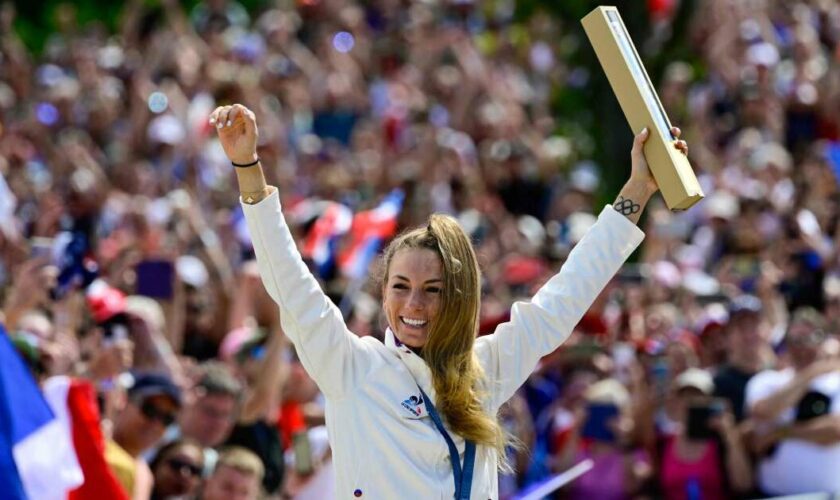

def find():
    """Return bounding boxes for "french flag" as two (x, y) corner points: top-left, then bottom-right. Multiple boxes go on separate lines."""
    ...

(302, 201), (353, 278)
(0, 328), (82, 499)
(49, 377), (129, 500)
(338, 189), (404, 279)
(0, 327), (128, 500)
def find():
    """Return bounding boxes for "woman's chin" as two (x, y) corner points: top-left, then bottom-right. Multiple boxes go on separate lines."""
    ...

(395, 328), (427, 349)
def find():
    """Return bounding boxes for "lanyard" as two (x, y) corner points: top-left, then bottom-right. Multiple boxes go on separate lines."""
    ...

(418, 387), (476, 500)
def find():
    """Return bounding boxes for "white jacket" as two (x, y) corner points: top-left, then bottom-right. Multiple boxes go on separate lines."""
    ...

(242, 189), (644, 499)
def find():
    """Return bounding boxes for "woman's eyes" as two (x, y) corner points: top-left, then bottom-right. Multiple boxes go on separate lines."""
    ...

(391, 284), (441, 293)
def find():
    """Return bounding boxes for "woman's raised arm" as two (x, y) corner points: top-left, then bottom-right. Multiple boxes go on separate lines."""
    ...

(475, 127), (688, 409)
(210, 104), (373, 398)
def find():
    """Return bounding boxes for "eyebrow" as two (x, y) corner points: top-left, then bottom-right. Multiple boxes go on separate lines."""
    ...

(393, 275), (443, 284)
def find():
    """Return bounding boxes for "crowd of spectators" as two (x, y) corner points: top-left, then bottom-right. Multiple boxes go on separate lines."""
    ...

(1, 0), (840, 498)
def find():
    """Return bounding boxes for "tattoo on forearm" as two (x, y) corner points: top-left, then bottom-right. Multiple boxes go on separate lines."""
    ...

(614, 196), (640, 216)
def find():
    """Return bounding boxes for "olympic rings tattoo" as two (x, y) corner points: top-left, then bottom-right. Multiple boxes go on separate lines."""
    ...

(613, 196), (640, 216)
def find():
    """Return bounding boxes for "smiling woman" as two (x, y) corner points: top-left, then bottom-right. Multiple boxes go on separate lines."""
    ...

(208, 103), (686, 499)
(379, 214), (507, 461)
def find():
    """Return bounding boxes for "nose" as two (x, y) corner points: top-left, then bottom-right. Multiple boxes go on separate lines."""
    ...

(407, 289), (425, 310)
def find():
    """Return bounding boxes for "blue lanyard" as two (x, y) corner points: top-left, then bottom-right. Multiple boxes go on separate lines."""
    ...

(418, 387), (476, 500)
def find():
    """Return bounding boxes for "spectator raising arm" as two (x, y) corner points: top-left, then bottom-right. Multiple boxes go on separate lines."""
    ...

(749, 358), (840, 422)
(238, 323), (288, 424)
(782, 414), (840, 446)
(711, 410), (753, 493)
(753, 414), (840, 452)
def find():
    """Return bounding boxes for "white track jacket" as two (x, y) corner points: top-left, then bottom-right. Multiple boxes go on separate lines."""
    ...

(242, 189), (644, 499)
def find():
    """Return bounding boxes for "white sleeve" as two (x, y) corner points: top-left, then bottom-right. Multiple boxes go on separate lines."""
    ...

(475, 205), (645, 410)
(241, 190), (372, 398)
(744, 370), (787, 413)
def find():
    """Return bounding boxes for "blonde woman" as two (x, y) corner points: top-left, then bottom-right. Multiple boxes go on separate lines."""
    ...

(209, 104), (688, 499)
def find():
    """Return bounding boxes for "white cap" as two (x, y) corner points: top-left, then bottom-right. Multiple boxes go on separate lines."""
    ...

(705, 191), (739, 220)
(585, 378), (630, 408)
(674, 368), (714, 395)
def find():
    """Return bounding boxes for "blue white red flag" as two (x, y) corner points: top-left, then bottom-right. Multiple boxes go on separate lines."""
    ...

(302, 201), (353, 277)
(0, 326), (84, 499)
(338, 190), (404, 279)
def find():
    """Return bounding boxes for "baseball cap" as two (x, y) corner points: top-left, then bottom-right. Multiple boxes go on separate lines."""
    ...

(705, 191), (739, 220)
(674, 368), (714, 395)
(728, 294), (762, 317)
(695, 303), (729, 336)
(127, 372), (182, 407)
(585, 378), (630, 408)
(86, 279), (127, 324)
(502, 256), (547, 287)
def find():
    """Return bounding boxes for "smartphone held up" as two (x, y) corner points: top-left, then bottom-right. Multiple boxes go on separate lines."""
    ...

(686, 399), (726, 441)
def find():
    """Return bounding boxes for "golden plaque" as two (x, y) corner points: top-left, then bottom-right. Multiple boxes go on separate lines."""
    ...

(582, 6), (704, 210)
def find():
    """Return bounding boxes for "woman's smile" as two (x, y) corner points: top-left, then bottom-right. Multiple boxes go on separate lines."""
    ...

(400, 317), (428, 328)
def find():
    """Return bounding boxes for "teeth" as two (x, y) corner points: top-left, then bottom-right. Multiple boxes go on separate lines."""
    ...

(401, 317), (427, 327)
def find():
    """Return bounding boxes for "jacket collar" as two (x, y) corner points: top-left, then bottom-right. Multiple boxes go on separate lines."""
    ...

(385, 328), (435, 399)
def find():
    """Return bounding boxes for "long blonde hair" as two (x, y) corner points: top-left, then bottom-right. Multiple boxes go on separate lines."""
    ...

(381, 214), (508, 466)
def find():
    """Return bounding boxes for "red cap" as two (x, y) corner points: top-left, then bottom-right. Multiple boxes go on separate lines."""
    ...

(86, 280), (127, 323)
(503, 256), (547, 286)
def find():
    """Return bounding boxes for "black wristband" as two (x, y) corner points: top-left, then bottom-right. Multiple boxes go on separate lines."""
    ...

(232, 158), (260, 168)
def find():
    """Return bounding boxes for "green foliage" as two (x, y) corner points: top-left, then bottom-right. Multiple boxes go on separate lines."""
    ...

(515, 0), (701, 204)
(10, 0), (267, 53)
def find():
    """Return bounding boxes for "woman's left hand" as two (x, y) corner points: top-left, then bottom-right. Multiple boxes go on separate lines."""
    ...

(630, 126), (688, 193)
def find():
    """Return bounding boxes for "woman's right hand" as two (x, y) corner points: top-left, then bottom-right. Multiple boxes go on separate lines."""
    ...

(209, 104), (259, 166)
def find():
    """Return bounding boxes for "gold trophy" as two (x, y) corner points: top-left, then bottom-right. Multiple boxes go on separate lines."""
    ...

(582, 6), (704, 210)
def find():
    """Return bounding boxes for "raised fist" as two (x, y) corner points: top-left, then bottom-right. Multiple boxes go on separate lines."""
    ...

(209, 104), (259, 166)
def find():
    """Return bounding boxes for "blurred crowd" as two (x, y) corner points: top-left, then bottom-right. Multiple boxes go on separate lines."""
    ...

(1, 0), (840, 498)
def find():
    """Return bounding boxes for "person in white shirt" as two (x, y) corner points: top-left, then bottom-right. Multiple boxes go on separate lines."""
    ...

(746, 307), (840, 496)
(208, 103), (688, 499)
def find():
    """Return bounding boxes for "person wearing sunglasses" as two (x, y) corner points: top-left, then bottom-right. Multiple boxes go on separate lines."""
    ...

(150, 439), (205, 500)
(107, 372), (183, 499)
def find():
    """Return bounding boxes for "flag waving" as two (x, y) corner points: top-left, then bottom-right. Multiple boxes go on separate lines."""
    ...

(302, 201), (353, 278)
(338, 189), (404, 279)
(0, 325), (84, 499)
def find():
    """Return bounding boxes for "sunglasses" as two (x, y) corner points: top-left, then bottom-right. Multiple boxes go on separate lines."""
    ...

(166, 457), (202, 477)
(140, 400), (177, 426)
